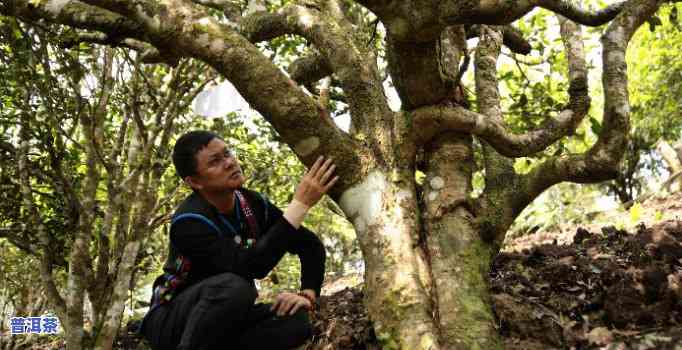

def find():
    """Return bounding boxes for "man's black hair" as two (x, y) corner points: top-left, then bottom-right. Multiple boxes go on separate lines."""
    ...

(172, 130), (222, 179)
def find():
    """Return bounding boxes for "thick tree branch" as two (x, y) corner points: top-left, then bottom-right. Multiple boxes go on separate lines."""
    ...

(363, 0), (626, 42)
(239, 9), (291, 42)
(240, 3), (391, 134)
(74, 0), (367, 191)
(77, 0), (159, 30)
(0, 0), (146, 41)
(3, 0), (179, 62)
(388, 38), (448, 108)
(537, 0), (627, 26)
(447, 0), (626, 27)
(288, 53), (333, 86)
(466, 25), (531, 55)
(412, 103), (585, 157)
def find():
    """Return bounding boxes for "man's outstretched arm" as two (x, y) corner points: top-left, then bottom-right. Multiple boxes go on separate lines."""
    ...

(263, 200), (326, 297)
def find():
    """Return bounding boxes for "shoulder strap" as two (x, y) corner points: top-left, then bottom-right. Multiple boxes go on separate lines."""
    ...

(171, 213), (223, 237)
(236, 190), (260, 245)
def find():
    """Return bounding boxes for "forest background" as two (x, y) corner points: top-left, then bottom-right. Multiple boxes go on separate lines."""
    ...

(0, 0), (681, 349)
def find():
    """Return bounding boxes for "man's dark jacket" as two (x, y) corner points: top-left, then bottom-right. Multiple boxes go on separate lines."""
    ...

(147, 188), (326, 311)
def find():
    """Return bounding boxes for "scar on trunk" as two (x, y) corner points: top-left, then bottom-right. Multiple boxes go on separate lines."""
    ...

(293, 136), (320, 157)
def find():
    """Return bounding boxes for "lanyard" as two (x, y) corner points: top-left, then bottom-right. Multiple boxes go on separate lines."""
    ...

(217, 190), (260, 248)
(217, 197), (241, 236)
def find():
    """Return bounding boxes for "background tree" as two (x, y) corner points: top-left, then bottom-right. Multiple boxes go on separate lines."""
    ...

(0, 244), (53, 350)
(1, 0), (679, 348)
(607, 4), (682, 202)
(0, 19), (360, 350)
(0, 18), (214, 349)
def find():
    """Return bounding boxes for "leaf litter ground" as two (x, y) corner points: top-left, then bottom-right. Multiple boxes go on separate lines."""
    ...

(297, 192), (682, 349)
(299, 219), (682, 350)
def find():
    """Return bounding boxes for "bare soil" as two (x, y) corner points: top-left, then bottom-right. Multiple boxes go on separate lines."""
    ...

(301, 219), (682, 349)
(493, 220), (682, 349)
(298, 192), (682, 349)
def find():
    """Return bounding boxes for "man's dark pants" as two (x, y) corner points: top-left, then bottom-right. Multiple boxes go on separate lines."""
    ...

(141, 272), (312, 349)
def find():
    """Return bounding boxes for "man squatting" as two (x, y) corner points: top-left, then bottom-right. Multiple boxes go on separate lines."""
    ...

(140, 130), (338, 349)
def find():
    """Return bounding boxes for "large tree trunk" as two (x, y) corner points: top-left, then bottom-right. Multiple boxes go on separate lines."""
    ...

(339, 170), (440, 349)
(338, 163), (501, 349)
(422, 133), (501, 349)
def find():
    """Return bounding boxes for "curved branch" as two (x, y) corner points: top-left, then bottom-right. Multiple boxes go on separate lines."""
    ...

(538, 0), (627, 26)
(525, 0), (661, 184)
(446, 0), (627, 27)
(241, 3), (391, 134)
(288, 53), (333, 85)
(70, 0), (367, 191)
(412, 103), (585, 157)
(2, 0), (181, 65)
(414, 14), (590, 157)
(367, 0), (627, 42)
(468, 27), (522, 247)
(78, 0), (159, 30)
(474, 17), (592, 244)
(498, 0), (665, 243)
(0, 0), (146, 41)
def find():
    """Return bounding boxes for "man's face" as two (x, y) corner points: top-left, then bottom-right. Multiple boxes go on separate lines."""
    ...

(186, 138), (245, 192)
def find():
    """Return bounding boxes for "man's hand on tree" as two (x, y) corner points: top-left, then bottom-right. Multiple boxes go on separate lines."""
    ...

(295, 156), (338, 206)
(284, 156), (339, 228)
(270, 292), (312, 317)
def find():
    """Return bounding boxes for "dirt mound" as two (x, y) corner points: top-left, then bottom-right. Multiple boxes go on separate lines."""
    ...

(304, 220), (682, 349)
(491, 220), (682, 349)
(302, 288), (379, 350)
(504, 191), (682, 253)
